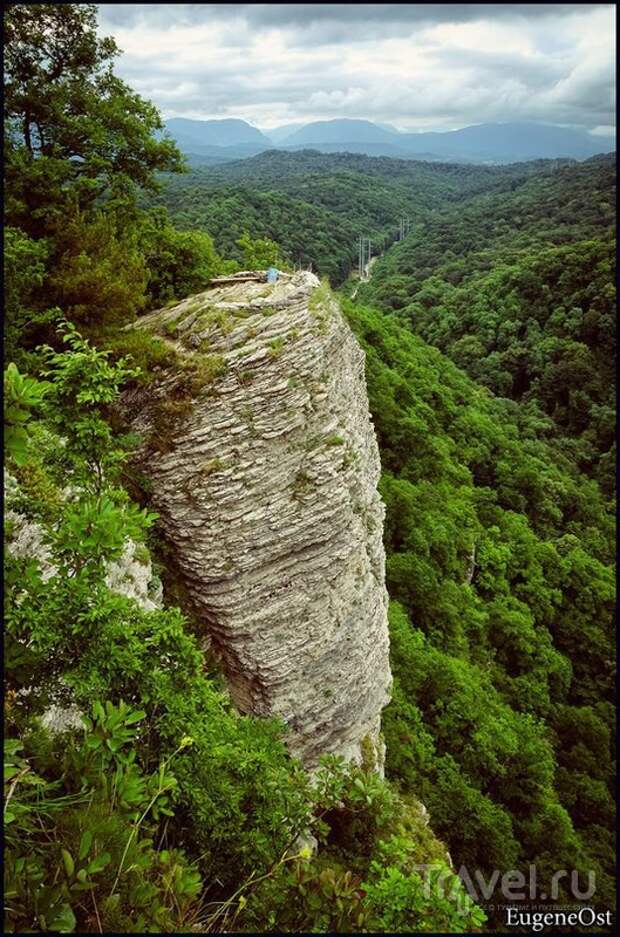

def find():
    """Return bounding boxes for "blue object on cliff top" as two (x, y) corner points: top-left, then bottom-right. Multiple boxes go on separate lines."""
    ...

(266, 267), (279, 283)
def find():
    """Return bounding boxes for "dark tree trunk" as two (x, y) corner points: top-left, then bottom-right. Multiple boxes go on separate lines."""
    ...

(23, 114), (32, 153)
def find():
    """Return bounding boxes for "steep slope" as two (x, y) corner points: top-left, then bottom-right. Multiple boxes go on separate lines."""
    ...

(121, 272), (392, 769)
(358, 153), (616, 487)
(343, 296), (616, 920)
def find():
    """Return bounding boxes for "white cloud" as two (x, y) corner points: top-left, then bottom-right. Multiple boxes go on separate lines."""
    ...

(97, 3), (616, 131)
(590, 125), (616, 137)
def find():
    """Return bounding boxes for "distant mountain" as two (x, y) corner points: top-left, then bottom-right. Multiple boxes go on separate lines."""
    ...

(268, 119), (402, 146)
(180, 145), (271, 167)
(281, 140), (454, 162)
(282, 118), (398, 145)
(164, 118), (271, 153)
(375, 121), (401, 134)
(269, 119), (614, 162)
(265, 123), (306, 143)
(397, 122), (615, 162)
(163, 117), (614, 165)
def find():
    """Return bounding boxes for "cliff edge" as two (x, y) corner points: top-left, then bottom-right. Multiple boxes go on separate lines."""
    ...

(121, 271), (392, 769)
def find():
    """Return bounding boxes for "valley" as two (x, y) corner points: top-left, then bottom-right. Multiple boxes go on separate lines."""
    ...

(4, 5), (616, 933)
(146, 146), (617, 926)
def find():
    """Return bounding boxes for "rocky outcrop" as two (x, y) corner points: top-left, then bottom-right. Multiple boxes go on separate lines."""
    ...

(122, 271), (392, 769)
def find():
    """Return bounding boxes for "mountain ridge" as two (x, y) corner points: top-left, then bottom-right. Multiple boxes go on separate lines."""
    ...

(164, 117), (615, 165)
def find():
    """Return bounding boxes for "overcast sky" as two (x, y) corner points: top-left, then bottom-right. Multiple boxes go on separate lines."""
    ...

(97, 3), (616, 135)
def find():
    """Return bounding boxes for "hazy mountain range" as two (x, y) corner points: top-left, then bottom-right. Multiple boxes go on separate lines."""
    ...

(163, 117), (615, 166)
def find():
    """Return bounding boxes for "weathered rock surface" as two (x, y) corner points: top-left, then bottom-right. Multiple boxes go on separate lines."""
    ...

(122, 271), (392, 768)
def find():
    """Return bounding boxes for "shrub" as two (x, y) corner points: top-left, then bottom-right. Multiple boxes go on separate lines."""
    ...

(4, 704), (202, 934)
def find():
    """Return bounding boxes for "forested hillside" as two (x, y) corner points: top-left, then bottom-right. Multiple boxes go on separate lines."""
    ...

(357, 155), (616, 491)
(147, 150), (572, 283)
(3, 4), (615, 934)
(153, 141), (616, 926)
(344, 299), (616, 920)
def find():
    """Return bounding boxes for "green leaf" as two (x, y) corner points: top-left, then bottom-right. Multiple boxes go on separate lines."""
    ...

(78, 830), (92, 861)
(47, 903), (76, 933)
(86, 852), (111, 874)
(61, 849), (75, 879)
(70, 881), (95, 892)
(123, 709), (146, 725)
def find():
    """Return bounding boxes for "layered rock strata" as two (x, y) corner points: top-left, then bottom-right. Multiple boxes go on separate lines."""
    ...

(122, 271), (392, 768)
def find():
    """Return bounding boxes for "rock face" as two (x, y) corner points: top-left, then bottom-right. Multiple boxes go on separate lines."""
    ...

(122, 271), (392, 769)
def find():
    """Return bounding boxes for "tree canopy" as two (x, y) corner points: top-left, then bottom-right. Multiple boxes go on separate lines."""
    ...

(3, 5), (615, 932)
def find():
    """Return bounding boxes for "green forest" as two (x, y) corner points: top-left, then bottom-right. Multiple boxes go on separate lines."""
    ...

(356, 156), (615, 491)
(3, 4), (616, 934)
(345, 298), (615, 917)
(148, 149), (572, 285)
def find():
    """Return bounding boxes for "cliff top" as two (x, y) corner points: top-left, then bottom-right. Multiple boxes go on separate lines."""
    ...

(137, 270), (321, 345)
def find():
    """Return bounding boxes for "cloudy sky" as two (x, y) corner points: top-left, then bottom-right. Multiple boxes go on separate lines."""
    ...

(97, 3), (616, 135)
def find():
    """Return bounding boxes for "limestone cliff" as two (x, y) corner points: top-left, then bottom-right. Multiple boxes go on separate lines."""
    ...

(121, 271), (392, 768)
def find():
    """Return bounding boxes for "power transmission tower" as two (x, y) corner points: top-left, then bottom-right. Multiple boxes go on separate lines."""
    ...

(358, 236), (371, 278)
(398, 217), (411, 240)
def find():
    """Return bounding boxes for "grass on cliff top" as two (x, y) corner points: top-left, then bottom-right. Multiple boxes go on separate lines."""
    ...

(309, 279), (333, 316)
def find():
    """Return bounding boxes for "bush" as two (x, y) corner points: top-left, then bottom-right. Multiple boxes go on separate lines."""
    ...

(4, 704), (202, 934)
(139, 208), (226, 305)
